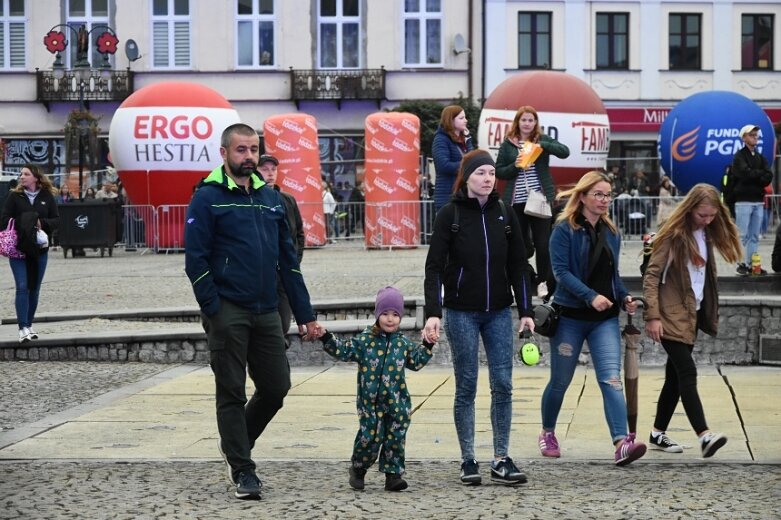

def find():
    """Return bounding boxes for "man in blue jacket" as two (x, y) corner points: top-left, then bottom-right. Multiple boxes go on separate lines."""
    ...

(185, 123), (321, 500)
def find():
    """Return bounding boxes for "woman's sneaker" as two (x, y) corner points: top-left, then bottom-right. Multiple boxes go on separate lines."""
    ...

(649, 431), (683, 453)
(460, 459), (481, 485)
(615, 433), (647, 466)
(539, 431), (561, 458)
(27, 327), (38, 340)
(18, 328), (31, 343)
(490, 457), (527, 485)
(700, 432), (727, 458)
(234, 471), (261, 500)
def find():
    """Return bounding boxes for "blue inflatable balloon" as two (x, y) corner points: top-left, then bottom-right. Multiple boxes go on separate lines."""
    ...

(658, 91), (775, 194)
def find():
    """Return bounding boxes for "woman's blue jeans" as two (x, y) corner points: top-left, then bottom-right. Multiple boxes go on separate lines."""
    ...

(444, 307), (514, 461)
(541, 315), (628, 443)
(9, 254), (48, 329)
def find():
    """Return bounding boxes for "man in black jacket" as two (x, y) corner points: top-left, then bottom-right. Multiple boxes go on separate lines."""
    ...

(731, 124), (773, 275)
(258, 154), (305, 348)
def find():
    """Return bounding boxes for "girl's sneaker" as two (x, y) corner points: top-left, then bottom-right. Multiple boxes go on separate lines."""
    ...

(18, 328), (31, 343)
(700, 432), (727, 458)
(649, 432), (683, 453)
(539, 431), (561, 458)
(490, 457), (527, 485)
(460, 459), (481, 485)
(615, 433), (647, 466)
(27, 327), (38, 340)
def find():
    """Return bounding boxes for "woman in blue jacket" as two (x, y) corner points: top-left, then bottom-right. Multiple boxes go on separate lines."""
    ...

(539, 171), (645, 466)
(431, 105), (473, 212)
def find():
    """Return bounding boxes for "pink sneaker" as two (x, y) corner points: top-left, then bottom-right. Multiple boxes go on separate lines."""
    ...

(614, 433), (647, 466)
(539, 431), (561, 458)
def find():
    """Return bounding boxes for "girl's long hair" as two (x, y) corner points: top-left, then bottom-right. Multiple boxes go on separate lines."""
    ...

(506, 105), (541, 143)
(13, 164), (57, 195)
(555, 170), (617, 234)
(440, 105), (466, 141)
(653, 183), (742, 268)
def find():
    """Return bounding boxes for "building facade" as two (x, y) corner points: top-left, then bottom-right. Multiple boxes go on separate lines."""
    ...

(0, 0), (778, 191)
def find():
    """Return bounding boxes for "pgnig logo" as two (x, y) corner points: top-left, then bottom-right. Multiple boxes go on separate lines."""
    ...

(672, 126), (758, 162)
(75, 215), (89, 229)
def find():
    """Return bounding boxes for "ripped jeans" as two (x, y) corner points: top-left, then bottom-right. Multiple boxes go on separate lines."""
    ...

(541, 315), (628, 443)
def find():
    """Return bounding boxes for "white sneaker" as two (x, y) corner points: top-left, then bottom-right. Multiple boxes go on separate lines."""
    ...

(27, 327), (39, 340)
(537, 282), (549, 299)
(18, 328), (31, 343)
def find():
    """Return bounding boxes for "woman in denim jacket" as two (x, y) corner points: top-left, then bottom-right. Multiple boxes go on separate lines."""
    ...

(538, 171), (646, 466)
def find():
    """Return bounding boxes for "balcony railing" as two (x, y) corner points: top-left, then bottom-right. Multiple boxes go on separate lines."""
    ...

(290, 67), (385, 108)
(36, 68), (134, 111)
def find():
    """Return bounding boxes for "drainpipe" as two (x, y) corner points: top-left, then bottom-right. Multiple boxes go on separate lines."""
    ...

(480, 0), (486, 106)
(467, 0), (474, 101)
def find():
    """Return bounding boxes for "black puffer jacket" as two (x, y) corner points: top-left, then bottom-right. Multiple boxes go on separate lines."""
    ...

(424, 190), (533, 319)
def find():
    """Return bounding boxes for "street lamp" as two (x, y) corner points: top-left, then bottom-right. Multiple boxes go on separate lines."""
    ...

(42, 24), (119, 200)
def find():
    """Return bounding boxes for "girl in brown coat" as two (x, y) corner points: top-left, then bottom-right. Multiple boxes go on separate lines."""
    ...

(643, 184), (742, 457)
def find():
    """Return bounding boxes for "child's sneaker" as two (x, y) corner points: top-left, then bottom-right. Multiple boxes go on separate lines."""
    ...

(490, 457), (527, 485)
(460, 459), (481, 485)
(349, 466), (367, 490)
(649, 431), (683, 453)
(384, 473), (408, 491)
(700, 432), (727, 458)
(539, 431), (561, 458)
(614, 433), (647, 466)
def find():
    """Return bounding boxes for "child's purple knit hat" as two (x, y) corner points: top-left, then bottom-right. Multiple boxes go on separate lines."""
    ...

(374, 286), (404, 319)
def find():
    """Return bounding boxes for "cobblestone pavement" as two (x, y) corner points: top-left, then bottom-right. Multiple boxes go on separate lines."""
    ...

(0, 460), (779, 519)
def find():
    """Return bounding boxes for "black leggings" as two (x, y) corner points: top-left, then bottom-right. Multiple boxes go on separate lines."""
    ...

(653, 339), (708, 435)
(512, 204), (553, 289)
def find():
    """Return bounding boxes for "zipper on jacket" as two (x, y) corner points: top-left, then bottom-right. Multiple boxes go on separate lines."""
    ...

(481, 208), (490, 311)
(456, 268), (464, 298)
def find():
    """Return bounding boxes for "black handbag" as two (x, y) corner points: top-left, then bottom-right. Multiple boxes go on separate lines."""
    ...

(533, 301), (560, 337)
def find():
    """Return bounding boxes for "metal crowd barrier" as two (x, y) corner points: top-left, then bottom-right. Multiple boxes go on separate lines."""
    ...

(118, 194), (779, 252)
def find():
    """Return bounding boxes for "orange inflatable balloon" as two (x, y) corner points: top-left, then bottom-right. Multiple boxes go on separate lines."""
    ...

(263, 114), (326, 247)
(364, 113), (421, 248)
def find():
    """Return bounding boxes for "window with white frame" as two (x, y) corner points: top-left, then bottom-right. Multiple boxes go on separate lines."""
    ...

(152, 0), (191, 69)
(403, 0), (442, 67)
(236, 0), (275, 67)
(318, 0), (360, 69)
(66, 0), (110, 68)
(0, 0), (25, 69)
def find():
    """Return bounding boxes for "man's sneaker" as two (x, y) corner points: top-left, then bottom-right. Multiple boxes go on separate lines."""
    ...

(217, 439), (234, 484)
(700, 432), (727, 458)
(234, 471), (261, 500)
(349, 466), (367, 490)
(27, 327), (38, 340)
(537, 281), (549, 299)
(18, 328), (31, 343)
(539, 431), (561, 458)
(490, 457), (528, 485)
(736, 263), (751, 276)
(384, 473), (408, 492)
(649, 432), (683, 453)
(614, 433), (647, 466)
(460, 459), (481, 485)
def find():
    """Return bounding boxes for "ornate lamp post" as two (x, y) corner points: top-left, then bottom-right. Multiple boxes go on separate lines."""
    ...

(41, 24), (120, 200)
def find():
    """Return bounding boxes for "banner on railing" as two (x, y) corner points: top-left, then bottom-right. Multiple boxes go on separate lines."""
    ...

(364, 112), (420, 248)
(263, 113), (327, 247)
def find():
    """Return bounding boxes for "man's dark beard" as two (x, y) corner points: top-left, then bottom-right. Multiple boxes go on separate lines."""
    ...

(228, 160), (256, 178)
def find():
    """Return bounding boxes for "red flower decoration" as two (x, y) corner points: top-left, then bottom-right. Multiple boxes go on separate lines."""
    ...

(43, 30), (67, 54)
(96, 31), (119, 55)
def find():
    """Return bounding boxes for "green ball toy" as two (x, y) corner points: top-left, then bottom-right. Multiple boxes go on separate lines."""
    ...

(520, 342), (540, 366)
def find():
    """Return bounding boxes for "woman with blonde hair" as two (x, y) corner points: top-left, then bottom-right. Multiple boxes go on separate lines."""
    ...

(495, 105), (569, 298)
(431, 105), (473, 212)
(538, 171), (645, 466)
(643, 183), (742, 457)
